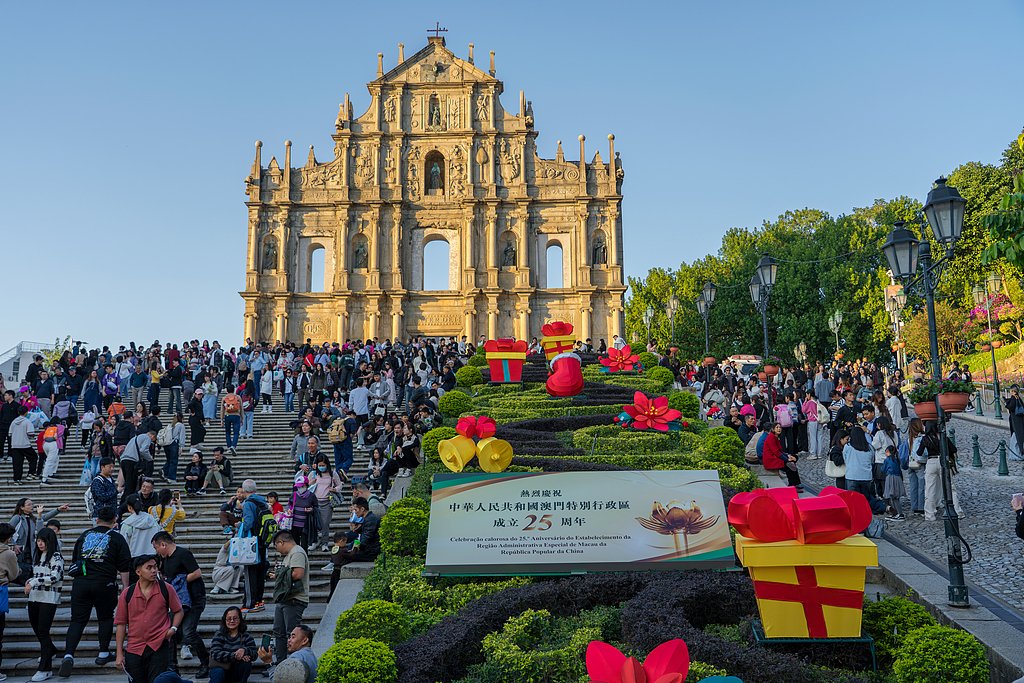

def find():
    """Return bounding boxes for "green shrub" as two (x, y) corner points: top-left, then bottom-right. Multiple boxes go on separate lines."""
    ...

(379, 507), (429, 557)
(474, 609), (597, 683)
(686, 661), (729, 682)
(439, 390), (474, 417)
(358, 555), (426, 602)
(645, 365), (675, 390)
(334, 599), (409, 645)
(637, 352), (659, 370)
(668, 391), (701, 419)
(862, 595), (937, 663)
(600, 376), (667, 393)
(422, 426), (458, 461)
(456, 365), (483, 387)
(387, 496), (431, 514)
(892, 625), (989, 683)
(700, 427), (745, 466)
(468, 354), (488, 367)
(317, 638), (397, 683)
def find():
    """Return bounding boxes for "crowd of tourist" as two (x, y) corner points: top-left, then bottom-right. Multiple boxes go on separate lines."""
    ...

(0, 335), (477, 682)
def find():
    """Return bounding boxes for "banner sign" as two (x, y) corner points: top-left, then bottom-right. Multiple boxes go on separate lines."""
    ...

(424, 470), (734, 575)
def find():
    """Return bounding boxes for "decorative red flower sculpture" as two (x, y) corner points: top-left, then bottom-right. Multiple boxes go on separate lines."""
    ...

(622, 391), (681, 432)
(586, 639), (690, 683)
(455, 415), (497, 439)
(600, 344), (640, 372)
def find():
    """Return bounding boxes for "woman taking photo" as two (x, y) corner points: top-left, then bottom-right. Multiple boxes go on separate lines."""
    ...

(25, 526), (63, 682)
(209, 606), (257, 683)
(149, 488), (187, 534)
(10, 498), (68, 578)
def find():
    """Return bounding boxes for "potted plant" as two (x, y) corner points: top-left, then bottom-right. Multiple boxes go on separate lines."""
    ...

(702, 355), (717, 367)
(753, 355), (783, 381)
(907, 378), (977, 419)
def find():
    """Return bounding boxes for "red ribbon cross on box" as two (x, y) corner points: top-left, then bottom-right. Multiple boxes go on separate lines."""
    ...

(751, 566), (864, 638)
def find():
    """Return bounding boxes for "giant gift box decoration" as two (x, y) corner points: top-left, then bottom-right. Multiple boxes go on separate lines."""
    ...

(542, 320), (585, 397)
(436, 416), (515, 473)
(728, 486), (878, 639)
(483, 338), (528, 383)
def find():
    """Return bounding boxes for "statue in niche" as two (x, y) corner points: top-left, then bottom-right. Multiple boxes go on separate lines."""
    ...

(262, 240), (278, 272)
(503, 240), (517, 267)
(592, 234), (608, 265)
(476, 93), (489, 121)
(384, 95), (397, 123)
(429, 100), (442, 127)
(353, 241), (368, 269)
(429, 161), (442, 190)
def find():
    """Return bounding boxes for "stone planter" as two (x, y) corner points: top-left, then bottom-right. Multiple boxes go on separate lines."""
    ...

(938, 392), (971, 414)
(981, 344), (992, 352)
(757, 371), (768, 381)
(703, 356), (717, 367)
(763, 364), (779, 378)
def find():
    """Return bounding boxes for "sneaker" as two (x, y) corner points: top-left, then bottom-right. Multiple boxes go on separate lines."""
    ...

(321, 562), (334, 572)
(197, 489), (207, 496)
(196, 666), (210, 679)
(40, 479), (55, 486)
(31, 672), (54, 682)
(886, 514), (906, 521)
(223, 526), (234, 535)
(220, 488), (227, 495)
(13, 480), (22, 486)
(166, 478), (178, 484)
(320, 543), (330, 552)
(181, 645), (193, 661)
(242, 602), (265, 614)
(58, 656), (74, 678)
(94, 652), (112, 666)
(210, 587), (226, 595)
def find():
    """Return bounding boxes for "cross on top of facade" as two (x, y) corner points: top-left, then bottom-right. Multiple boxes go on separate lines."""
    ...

(428, 22), (447, 38)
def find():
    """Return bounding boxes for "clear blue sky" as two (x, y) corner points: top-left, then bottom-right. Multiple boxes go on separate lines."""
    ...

(3, 1), (1022, 353)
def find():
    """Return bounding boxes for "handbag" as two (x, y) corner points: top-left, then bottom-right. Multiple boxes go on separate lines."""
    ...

(0, 584), (8, 614)
(227, 536), (259, 566)
(329, 491), (345, 508)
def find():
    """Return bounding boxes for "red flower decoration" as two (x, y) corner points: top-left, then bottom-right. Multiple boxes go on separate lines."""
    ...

(586, 639), (690, 683)
(621, 392), (682, 432)
(455, 416), (497, 439)
(600, 344), (640, 372)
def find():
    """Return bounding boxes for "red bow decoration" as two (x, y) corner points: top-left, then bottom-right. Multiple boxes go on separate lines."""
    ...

(541, 320), (575, 338)
(483, 338), (529, 353)
(455, 415), (497, 439)
(727, 486), (871, 544)
(586, 639), (690, 683)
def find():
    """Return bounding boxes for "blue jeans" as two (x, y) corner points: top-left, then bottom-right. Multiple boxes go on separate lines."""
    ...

(167, 387), (183, 414)
(163, 442), (180, 481)
(251, 370), (261, 393)
(906, 468), (925, 512)
(333, 442), (353, 473)
(242, 411), (254, 437)
(209, 661), (252, 683)
(224, 415), (240, 448)
(284, 393), (294, 412)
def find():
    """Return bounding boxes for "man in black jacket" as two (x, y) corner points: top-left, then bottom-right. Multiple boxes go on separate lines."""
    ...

(331, 497), (380, 568)
(165, 359), (184, 415)
(66, 365), (85, 407)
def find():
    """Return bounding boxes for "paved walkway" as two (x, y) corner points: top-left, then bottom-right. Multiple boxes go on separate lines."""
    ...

(794, 415), (1024, 614)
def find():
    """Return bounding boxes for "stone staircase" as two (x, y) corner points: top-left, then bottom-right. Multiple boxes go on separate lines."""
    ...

(0, 393), (374, 678)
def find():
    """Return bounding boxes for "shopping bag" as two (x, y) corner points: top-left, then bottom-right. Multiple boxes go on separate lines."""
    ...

(0, 584), (9, 613)
(227, 536), (259, 566)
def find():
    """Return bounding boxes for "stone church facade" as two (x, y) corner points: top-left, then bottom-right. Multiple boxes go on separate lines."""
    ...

(241, 35), (626, 344)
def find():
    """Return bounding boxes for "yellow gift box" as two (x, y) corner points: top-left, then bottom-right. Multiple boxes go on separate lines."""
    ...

(735, 534), (878, 639)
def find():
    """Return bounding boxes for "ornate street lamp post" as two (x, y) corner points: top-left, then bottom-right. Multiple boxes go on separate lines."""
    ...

(666, 293), (680, 344)
(643, 304), (654, 345)
(793, 341), (807, 365)
(827, 311), (843, 355)
(885, 284), (907, 370)
(882, 178), (970, 607)
(972, 272), (1004, 419)
(696, 281), (716, 355)
(749, 256), (777, 360)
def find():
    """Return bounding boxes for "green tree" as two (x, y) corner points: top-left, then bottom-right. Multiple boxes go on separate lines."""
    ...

(902, 301), (967, 362)
(982, 133), (1024, 273)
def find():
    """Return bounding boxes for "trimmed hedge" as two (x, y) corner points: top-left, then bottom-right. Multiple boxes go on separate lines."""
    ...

(334, 599), (410, 645)
(318, 638), (397, 683)
(472, 609), (598, 683)
(892, 625), (989, 683)
(456, 365), (484, 387)
(388, 496), (431, 514)
(862, 595), (936, 663)
(379, 507), (429, 557)
(645, 365), (675, 390)
(668, 391), (701, 419)
(468, 354), (488, 367)
(699, 427), (746, 466)
(439, 390), (474, 417)
(637, 351), (659, 370)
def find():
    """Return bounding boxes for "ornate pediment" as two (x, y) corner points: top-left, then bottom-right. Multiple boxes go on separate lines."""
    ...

(377, 40), (494, 86)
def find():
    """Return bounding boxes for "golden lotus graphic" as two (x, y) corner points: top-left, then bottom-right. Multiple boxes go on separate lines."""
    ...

(636, 501), (720, 555)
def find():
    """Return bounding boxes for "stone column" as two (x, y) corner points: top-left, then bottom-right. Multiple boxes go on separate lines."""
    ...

(246, 212), (259, 272)
(336, 312), (345, 341)
(464, 309), (475, 339)
(391, 310), (402, 341)
(608, 202), (620, 268)
(518, 307), (530, 340)
(244, 313), (256, 341)
(581, 303), (592, 342)
(487, 307), (497, 339)
(609, 304), (623, 339)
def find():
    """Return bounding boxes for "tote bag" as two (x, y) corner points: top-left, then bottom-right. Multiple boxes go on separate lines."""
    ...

(227, 536), (259, 566)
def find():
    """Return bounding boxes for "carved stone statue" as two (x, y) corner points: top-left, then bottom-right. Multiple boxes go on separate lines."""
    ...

(262, 240), (278, 272)
(384, 95), (397, 123)
(429, 161), (442, 190)
(353, 241), (368, 269)
(503, 240), (517, 267)
(429, 101), (441, 127)
(592, 234), (607, 265)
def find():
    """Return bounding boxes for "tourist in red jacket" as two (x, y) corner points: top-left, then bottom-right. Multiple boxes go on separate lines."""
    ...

(763, 422), (803, 489)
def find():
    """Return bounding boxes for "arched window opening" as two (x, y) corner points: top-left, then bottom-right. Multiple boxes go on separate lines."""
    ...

(546, 243), (564, 289)
(309, 246), (325, 293)
(423, 239), (451, 291)
(424, 150), (445, 195)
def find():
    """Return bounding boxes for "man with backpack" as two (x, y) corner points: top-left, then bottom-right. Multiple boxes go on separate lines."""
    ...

(59, 506), (133, 678)
(222, 386), (242, 451)
(152, 531), (209, 678)
(114, 554), (184, 683)
(238, 479), (274, 614)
